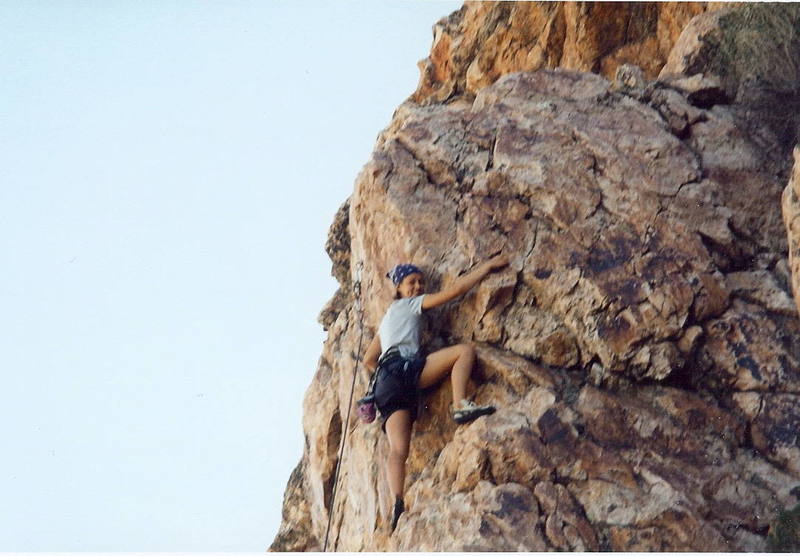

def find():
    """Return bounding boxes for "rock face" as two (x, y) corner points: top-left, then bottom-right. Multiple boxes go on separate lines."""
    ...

(412, 1), (714, 104)
(271, 2), (800, 552)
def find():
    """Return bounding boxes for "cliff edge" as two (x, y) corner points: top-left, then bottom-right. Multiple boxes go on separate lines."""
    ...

(271, 2), (800, 551)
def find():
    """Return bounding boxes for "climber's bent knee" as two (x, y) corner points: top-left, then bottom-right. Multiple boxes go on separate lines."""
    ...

(459, 343), (475, 360)
(418, 345), (469, 388)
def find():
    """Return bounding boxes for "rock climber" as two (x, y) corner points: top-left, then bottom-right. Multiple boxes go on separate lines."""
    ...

(363, 253), (510, 532)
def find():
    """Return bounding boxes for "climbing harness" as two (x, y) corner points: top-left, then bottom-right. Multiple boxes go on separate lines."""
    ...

(323, 261), (366, 552)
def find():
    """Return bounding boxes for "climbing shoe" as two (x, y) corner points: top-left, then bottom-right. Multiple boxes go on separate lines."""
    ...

(452, 399), (496, 424)
(390, 496), (404, 532)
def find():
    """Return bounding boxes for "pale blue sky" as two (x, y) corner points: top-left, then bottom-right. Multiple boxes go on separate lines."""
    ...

(0, 0), (460, 550)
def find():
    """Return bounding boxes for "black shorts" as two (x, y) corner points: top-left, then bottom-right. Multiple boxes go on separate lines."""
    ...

(373, 351), (427, 432)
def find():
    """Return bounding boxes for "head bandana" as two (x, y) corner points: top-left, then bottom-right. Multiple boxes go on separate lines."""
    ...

(387, 263), (422, 286)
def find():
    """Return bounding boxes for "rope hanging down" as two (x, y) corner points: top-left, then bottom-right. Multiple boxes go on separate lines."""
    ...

(323, 261), (365, 552)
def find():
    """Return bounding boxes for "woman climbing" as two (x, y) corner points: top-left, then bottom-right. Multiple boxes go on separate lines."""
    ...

(363, 253), (510, 532)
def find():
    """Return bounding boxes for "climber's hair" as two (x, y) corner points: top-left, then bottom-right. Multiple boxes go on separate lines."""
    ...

(388, 263), (423, 300)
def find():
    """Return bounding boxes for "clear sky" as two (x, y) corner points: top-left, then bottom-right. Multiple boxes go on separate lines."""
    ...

(0, 0), (461, 550)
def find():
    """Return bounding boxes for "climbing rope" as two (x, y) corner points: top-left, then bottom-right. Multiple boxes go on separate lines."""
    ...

(323, 261), (366, 552)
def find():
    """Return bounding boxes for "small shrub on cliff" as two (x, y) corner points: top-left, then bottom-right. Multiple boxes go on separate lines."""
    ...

(767, 503), (800, 552)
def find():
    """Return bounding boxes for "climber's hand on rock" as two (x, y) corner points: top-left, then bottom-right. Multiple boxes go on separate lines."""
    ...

(423, 253), (510, 310)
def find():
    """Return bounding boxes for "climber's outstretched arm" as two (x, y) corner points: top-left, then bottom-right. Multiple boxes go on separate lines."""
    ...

(421, 253), (509, 310)
(364, 334), (381, 372)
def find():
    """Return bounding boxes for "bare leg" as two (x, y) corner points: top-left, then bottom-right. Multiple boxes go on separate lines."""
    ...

(384, 409), (412, 498)
(417, 343), (475, 403)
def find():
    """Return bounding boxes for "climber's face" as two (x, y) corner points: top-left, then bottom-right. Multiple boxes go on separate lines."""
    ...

(397, 272), (424, 298)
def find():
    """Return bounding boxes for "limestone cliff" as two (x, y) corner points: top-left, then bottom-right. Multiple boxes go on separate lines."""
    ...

(271, 2), (800, 551)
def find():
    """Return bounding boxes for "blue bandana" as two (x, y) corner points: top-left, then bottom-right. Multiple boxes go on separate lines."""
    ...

(387, 263), (422, 286)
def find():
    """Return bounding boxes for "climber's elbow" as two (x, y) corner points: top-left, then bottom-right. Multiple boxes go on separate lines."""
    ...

(364, 334), (381, 371)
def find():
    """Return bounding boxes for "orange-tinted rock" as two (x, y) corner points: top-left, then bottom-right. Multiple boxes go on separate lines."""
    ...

(412, 1), (714, 104)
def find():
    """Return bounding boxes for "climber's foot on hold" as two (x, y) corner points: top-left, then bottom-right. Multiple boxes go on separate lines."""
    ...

(452, 399), (496, 424)
(390, 496), (404, 532)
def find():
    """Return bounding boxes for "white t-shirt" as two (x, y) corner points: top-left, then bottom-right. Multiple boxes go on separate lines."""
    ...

(378, 295), (425, 359)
